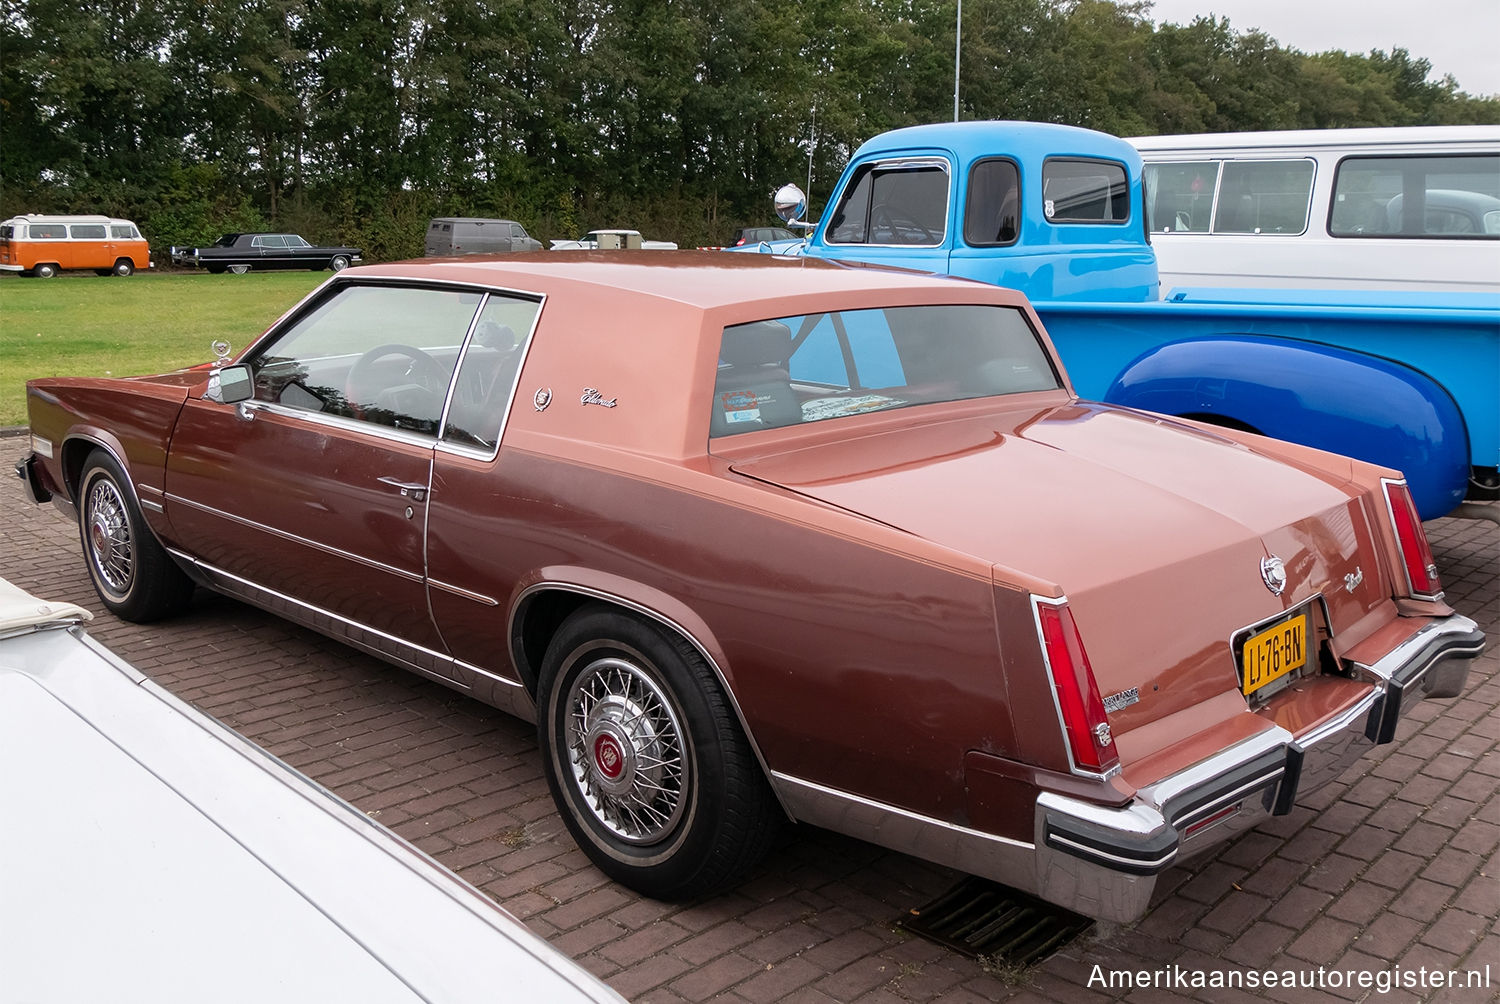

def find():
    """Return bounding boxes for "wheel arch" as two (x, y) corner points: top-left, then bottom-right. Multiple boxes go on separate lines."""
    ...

(1104, 334), (1472, 519)
(508, 573), (792, 819)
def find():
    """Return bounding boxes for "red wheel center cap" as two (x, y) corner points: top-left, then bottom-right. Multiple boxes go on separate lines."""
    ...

(593, 734), (625, 779)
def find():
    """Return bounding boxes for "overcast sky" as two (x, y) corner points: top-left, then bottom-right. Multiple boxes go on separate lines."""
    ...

(1143, 0), (1500, 98)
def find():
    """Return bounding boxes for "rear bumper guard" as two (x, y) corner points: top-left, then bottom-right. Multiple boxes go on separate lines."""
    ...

(1034, 612), (1483, 923)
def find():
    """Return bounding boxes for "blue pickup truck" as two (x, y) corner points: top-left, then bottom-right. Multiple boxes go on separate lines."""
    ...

(743, 121), (1499, 520)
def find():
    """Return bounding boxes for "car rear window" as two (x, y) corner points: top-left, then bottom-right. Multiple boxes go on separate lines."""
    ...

(711, 304), (1059, 436)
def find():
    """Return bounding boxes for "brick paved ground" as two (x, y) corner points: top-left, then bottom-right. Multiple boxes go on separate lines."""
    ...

(4, 464), (1496, 1003)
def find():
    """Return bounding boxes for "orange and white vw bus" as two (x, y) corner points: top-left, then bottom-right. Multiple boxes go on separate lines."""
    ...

(0, 214), (153, 277)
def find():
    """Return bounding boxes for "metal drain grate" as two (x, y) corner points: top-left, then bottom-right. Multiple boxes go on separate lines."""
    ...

(896, 877), (1093, 965)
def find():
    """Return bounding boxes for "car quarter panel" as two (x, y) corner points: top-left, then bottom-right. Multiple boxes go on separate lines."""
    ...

(426, 435), (1037, 826)
(26, 376), (194, 520)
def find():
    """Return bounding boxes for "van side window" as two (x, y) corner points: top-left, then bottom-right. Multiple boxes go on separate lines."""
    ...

(1330, 154), (1500, 238)
(1142, 162), (1219, 232)
(1213, 160), (1314, 234)
(70, 225), (107, 239)
(109, 225), (138, 239)
(964, 159), (1021, 246)
(1041, 159), (1129, 223)
(32, 224), (67, 239)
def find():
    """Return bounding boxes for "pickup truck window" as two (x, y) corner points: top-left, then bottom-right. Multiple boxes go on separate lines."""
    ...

(1329, 154), (1500, 238)
(827, 158), (949, 247)
(711, 304), (1059, 436)
(965, 159), (1021, 246)
(1042, 158), (1129, 223)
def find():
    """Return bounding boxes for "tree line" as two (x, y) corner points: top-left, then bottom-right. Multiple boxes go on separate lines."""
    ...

(3, 0), (1496, 259)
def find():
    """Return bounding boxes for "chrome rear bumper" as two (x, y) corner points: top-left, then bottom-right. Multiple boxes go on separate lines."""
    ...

(1034, 612), (1484, 922)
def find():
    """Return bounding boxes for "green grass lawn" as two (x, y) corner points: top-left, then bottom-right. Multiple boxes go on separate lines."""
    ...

(0, 270), (329, 427)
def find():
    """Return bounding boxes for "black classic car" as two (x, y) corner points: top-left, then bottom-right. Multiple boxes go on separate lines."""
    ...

(169, 233), (362, 273)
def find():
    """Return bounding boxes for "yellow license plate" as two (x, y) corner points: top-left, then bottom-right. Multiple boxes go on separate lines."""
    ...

(1240, 613), (1308, 697)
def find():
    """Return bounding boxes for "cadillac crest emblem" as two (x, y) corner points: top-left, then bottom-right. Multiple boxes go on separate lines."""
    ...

(1260, 555), (1288, 596)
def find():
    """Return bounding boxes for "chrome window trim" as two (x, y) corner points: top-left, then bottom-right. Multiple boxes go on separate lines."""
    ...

(826, 156), (952, 250)
(436, 291), (546, 464)
(238, 277), (546, 461)
(511, 580), (793, 818)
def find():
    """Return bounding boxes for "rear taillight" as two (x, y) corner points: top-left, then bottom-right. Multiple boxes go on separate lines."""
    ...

(1033, 598), (1120, 777)
(1382, 478), (1442, 599)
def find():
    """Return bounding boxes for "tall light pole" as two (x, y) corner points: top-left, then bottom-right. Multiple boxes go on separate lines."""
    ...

(953, 0), (962, 121)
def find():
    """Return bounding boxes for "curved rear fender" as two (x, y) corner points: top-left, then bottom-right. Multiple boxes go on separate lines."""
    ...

(1105, 336), (1470, 520)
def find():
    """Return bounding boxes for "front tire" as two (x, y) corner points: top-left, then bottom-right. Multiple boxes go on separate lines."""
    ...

(112, 258), (135, 276)
(77, 451), (193, 621)
(537, 605), (779, 900)
(329, 254), (350, 271)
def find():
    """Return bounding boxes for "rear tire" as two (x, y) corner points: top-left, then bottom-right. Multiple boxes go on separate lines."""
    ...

(77, 451), (194, 622)
(537, 604), (779, 900)
(34, 262), (58, 278)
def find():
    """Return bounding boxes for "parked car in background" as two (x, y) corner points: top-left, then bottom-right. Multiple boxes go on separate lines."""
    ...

(549, 228), (678, 250)
(169, 232), (361, 273)
(17, 252), (1483, 923)
(0, 577), (623, 1003)
(0, 214), (152, 277)
(426, 217), (543, 256)
(731, 225), (796, 247)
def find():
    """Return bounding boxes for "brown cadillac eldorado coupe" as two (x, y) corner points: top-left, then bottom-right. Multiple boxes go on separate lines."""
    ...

(16, 252), (1484, 923)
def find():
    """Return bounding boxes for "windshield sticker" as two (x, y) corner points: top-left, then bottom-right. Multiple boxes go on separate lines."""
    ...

(800, 394), (904, 422)
(720, 390), (762, 424)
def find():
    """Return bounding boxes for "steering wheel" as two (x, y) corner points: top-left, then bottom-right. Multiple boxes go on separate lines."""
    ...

(870, 204), (937, 244)
(345, 343), (447, 410)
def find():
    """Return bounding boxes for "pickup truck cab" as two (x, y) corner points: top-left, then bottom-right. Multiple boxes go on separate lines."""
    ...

(760, 120), (1500, 520)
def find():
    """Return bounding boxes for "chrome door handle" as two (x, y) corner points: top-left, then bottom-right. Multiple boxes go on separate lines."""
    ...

(377, 476), (428, 503)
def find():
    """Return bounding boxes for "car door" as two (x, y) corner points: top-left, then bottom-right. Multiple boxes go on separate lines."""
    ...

(164, 281), (484, 653)
(422, 292), (543, 680)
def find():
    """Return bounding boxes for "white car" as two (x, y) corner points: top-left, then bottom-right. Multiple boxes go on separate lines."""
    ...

(549, 228), (678, 250)
(0, 577), (624, 1004)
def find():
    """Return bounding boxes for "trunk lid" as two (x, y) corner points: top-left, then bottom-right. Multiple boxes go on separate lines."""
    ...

(729, 402), (1393, 755)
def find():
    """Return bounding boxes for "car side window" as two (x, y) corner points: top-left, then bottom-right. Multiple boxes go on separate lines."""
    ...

(247, 284), (480, 436)
(71, 224), (107, 239)
(442, 295), (542, 453)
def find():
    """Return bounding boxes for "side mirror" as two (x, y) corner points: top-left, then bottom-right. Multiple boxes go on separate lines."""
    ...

(216, 364), (254, 404)
(773, 184), (816, 231)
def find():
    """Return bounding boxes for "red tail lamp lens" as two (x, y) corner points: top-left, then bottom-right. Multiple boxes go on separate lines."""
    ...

(1036, 601), (1120, 776)
(1383, 480), (1442, 598)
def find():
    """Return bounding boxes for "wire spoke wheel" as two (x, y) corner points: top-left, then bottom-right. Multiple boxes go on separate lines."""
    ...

(85, 476), (134, 594)
(565, 655), (688, 845)
(537, 604), (780, 899)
